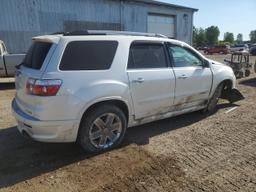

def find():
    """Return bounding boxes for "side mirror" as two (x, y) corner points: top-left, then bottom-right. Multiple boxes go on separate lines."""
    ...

(203, 59), (210, 68)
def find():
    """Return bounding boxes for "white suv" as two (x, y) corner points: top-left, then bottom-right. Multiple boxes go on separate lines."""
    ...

(12, 31), (244, 153)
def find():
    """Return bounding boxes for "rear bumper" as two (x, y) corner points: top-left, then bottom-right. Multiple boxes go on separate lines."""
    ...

(12, 99), (79, 143)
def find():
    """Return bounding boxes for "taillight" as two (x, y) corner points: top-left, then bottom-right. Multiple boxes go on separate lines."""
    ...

(26, 78), (62, 96)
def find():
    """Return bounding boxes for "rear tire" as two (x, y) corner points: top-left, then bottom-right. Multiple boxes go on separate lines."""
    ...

(78, 104), (127, 153)
(245, 70), (250, 77)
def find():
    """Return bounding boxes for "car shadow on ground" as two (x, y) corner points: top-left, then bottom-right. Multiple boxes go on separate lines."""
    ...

(239, 77), (256, 87)
(0, 102), (235, 188)
(0, 82), (15, 90)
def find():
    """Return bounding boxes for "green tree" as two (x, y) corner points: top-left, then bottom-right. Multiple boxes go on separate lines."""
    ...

(193, 27), (206, 47)
(250, 30), (256, 43)
(236, 33), (243, 43)
(218, 40), (230, 46)
(224, 32), (234, 43)
(197, 28), (206, 47)
(192, 27), (199, 47)
(205, 26), (220, 45)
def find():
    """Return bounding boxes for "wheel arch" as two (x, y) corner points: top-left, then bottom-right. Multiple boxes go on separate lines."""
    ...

(75, 98), (130, 141)
(212, 79), (233, 100)
(221, 79), (233, 89)
(210, 78), (234, 98)
(81, 99), (129, 122)
(217, 79), (233, 96)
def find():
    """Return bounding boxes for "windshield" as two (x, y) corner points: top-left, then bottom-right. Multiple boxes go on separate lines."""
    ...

(22, 42), (52, 70)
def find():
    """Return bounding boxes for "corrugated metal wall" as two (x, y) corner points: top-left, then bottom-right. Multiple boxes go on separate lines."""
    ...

(0, 0), (195, 53)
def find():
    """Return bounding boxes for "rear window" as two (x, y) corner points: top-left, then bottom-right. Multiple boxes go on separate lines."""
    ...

(23, 42), (52, 70)
(59, 41), (118, 70)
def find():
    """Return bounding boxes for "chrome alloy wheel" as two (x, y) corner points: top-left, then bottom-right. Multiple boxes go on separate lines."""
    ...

(89, 113), (122, 149)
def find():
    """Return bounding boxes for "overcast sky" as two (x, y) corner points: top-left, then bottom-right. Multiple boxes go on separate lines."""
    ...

(158, 0), (256, 40)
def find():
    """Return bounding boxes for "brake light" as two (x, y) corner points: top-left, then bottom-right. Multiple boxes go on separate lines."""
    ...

(26, 78), (62, 96)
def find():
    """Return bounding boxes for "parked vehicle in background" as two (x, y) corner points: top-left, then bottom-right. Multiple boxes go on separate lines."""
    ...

(0, 40), (25, 77)
(250, 46), (256, 56)
(12, 30), (244, 153)
(204, 45), (230, 54)
(196, 46), (208, 51)
(224, 52), (252, 78)
(230, 44), (249, 53)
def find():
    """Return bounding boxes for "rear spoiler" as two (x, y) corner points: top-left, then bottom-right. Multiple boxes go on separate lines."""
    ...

(32, 35), (60, 44)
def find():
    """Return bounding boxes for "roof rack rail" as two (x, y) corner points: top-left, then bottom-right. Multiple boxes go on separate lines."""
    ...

(51, 32), (65, 35)
(60, 30), (168, 38)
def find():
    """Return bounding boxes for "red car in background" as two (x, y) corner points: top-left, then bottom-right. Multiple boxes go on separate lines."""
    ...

(204, 45), (230, 54)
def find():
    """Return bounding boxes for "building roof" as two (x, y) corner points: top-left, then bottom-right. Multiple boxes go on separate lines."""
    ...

(129, 0), (198, 12)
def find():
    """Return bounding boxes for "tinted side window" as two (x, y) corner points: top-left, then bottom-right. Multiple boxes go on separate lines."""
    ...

(60, 41), (118, 70)
(23, 42), (52, 70)
(128, 43), (167, 69)
(167, 45), (203, 67)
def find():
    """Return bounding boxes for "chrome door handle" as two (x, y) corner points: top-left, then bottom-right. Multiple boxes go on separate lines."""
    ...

(132, 78), (144, 83)
(178, 75), (188, 79)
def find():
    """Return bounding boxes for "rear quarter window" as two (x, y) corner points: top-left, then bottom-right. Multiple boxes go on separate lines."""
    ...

(23, 42), (52, 70)
(59, 41), (118, 70)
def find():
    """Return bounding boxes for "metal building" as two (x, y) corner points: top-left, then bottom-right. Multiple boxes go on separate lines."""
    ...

(0, 0), (198, 53)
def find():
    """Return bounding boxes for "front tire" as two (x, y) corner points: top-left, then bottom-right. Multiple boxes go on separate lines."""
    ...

(205, 83), (223, 113)
(78, 104), (127, 153)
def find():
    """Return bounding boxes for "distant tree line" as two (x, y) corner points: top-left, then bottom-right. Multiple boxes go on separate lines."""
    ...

(193, 26), (256, 47)
(250, 30), (256, 43)
(192, 26), (219, 47)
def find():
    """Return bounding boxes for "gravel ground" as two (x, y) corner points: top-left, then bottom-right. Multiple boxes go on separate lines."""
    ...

(0, 54), (256, 192)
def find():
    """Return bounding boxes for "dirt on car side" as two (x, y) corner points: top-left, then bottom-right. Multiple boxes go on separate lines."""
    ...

(0, 55), (256, 192)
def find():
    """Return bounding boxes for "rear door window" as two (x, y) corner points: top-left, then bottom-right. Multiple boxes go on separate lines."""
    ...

(59, 41), (118, 70)
(23, 42), (52, 70)
(128, 43), (168, 69)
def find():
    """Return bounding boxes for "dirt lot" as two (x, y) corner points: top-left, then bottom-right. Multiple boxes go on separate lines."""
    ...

(0, 54), (256, 192)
